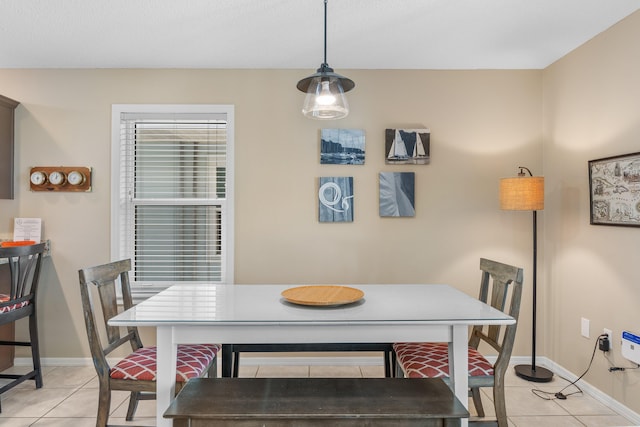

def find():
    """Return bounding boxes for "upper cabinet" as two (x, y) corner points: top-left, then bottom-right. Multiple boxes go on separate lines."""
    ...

(0, 95), (19, 200)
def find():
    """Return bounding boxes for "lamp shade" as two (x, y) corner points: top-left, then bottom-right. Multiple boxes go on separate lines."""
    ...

(500, 176), (544, 211)
(298, 63), (354, 120)
(299, 73), (351, 120)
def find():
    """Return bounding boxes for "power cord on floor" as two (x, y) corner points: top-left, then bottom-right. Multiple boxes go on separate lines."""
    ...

(604, 353), (640, 372)
(531, 333), (606, 401)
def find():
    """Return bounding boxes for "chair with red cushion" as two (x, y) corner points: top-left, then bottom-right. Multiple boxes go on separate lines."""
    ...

(0, 242), (47, 412)
(393, 258), (523, 427)
(79, 259), (220, 427)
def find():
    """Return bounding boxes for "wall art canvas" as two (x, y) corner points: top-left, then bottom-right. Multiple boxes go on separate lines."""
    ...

(321, 129), (365, 165)
(379, 172), (415, 217)
(318, 176), (354, 222)
(589, 152), (640, 227)
(385, 128), (430, 164)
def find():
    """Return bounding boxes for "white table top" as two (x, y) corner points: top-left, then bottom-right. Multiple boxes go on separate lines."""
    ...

(110, 283), (514, 326)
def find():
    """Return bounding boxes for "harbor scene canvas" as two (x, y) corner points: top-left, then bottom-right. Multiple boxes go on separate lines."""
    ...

(318, 177), (354, 222)
(321, 129), (365, 165)
(385, 128), (430, 164)
(379, 172), (415, 217)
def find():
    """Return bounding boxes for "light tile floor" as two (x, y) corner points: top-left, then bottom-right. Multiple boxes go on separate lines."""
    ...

(0, 363), (636, 426)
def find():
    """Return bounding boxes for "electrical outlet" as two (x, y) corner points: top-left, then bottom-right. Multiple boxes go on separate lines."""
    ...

(603, 329), (613, 351)
(581, 317), (590, 338)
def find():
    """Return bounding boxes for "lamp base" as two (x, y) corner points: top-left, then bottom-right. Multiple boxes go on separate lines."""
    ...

(514, 364), (553, 382)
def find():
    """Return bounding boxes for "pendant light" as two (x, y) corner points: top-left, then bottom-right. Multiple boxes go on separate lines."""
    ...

(297, 0), (355, 120)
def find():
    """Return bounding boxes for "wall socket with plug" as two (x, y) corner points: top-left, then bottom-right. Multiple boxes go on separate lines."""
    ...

(599, 328), (612, 352)
(604, 329), (612, 350)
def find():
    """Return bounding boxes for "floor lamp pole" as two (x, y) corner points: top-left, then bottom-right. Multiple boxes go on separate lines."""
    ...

(514, 210), (553, 382)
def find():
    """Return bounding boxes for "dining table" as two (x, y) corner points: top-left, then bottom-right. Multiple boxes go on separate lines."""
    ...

(109, 283), (515, 427)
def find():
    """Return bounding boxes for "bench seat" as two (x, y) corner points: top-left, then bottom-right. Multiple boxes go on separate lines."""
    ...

(164, 377), (468, 427)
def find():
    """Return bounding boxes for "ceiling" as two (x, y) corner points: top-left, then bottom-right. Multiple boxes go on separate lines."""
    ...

(0, 0), (638, 70)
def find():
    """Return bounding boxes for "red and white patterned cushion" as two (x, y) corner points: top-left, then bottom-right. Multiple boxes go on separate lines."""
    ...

(110, 344), (220, 382)
(393, 342), (494, 378)
(0, 294), (30, 314)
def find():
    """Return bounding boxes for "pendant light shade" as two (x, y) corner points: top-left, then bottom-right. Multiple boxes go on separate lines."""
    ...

(297, 0), (354, 120)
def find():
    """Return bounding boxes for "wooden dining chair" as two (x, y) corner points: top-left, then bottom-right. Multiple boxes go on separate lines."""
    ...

(78, 259), (220, 427)
(0, 242), (47, 413)
(393, 258), (524, 427)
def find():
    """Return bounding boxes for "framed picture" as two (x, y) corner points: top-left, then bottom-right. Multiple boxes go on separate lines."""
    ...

(385, 128), (430, 164)
(589, 152), (640, 227)
(318, 177), (354, 222)
(320, 129), (365, 165)
(379, 172), (415, 217)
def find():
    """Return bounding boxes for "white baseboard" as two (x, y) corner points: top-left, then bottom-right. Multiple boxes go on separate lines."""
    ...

(15, 357), (110, 367)
(14, 355), (387, 371)
(16, 355), (640, 424)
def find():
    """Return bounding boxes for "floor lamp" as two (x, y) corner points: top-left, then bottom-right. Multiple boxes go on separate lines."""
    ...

(500, 166), (553, 382)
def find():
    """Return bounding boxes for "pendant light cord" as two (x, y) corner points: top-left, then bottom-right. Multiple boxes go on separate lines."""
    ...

(323, 0), (328, 67)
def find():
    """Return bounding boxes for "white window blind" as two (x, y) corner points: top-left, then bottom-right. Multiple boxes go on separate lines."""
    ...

(111, 105), (234, 299)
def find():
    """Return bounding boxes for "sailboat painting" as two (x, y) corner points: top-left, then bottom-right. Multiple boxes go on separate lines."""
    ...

(379, 172), (415, 217)
(385, 128), (430, 165)
(321, 129), (365, 165)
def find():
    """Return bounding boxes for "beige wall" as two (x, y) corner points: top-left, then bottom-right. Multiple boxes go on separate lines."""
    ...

(0, 202), (18, 239)
(542, 11), (640, 412)
(0, 68), (542, 361)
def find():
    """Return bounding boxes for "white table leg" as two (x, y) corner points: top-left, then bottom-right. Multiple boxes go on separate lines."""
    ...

(156, 326), (177, 427)
(449, 324), (469, 427)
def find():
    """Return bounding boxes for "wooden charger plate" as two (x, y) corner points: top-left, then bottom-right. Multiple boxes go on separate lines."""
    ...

(281, 285), (364, 306)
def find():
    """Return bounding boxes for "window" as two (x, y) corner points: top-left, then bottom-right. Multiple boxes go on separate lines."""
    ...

(111, 105), (234, 300)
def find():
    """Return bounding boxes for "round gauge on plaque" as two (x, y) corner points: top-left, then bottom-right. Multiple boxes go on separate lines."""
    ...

(67, 170), (86, 186)
(48, 171), (66, 185)
(30, 171), (47, 186)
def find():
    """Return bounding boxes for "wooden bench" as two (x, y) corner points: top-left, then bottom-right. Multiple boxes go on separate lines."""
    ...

(164, 377), (469, 427)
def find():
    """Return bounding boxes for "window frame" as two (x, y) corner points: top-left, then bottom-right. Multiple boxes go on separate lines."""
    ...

(110, 104), (234, 300)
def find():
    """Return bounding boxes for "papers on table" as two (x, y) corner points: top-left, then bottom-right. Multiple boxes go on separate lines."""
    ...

(13, 218), (42, 242)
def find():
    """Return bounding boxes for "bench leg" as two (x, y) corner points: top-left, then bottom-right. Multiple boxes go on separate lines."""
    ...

(221, 344), (233, 377)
